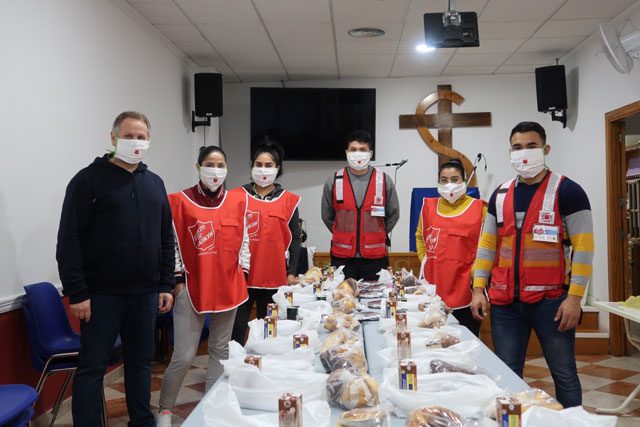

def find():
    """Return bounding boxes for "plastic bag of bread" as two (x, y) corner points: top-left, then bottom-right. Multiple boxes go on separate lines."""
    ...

(405, 406), (471, 427)
(429, 359), (491, 377)
(303, 266), (323, 283)
(320, 343), (368, 373)
(418, 306), (448, 328)
(336, 406), (390, 427)
(323, 313), (360, 332)
(512, 388), (563, 412)
(326, 368), (379, 410)
(336, 278), (360, 297)
(320, 327), (360, 352)
(332, 292), (358, 314)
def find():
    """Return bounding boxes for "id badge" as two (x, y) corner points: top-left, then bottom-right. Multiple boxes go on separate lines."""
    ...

(538, 210), (555, 224)
(371, 206), (386, 217)
(532, 224), (559, 243)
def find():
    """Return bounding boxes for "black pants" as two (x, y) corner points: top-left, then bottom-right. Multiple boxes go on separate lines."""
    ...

(452, 305), (482, 337)
(72, 293), (157, 427)
(231, 288), (278, 344)
(330, 256), (389, 281)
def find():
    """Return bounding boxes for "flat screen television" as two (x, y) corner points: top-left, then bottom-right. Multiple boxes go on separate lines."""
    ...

(250, 87), (376, 161)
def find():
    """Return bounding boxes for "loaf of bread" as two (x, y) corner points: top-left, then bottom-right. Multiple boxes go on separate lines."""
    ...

(512, 388), (564, 412)
(405, 406), (466, 427)
(303, 266), (322, 283)
(320, 328), (360, 352)
(323, 313), (359, 332)
(326, 369), (379, 410)
(336, 407), (390, 427)
(332, 292), (357, 314)
(336, 278), (360, 297)
(320, 343), (367, 373)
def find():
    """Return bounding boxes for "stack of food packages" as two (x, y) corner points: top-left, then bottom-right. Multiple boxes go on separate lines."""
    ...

(375, 270), (565, 427)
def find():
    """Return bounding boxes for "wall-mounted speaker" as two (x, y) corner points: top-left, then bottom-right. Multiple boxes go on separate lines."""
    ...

(194, 73), (222, 117)
(535, 65), (567, 113)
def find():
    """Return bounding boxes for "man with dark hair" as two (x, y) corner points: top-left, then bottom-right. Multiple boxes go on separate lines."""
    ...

(471, 121), (594, 408)
(56, 111), (175, 426)
(321, 130), (400, 280)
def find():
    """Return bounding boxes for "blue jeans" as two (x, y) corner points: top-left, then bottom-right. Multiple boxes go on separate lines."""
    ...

(490, 295), (582, 407)
(72, 293), (157, 427)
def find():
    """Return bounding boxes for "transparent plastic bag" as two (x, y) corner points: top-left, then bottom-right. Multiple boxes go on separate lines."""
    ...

(418, 306), (448, 328)
(336, 278), (360, 297)
(511, 388), (563, 412)
(405, 406), (480, 427)
(319, 343), (368, 373)
(336, 406), (390, 427)
(326, 368), (380, 410)
(322, 313), (360, 332)
(429, 359), (491, 377)
(332, 291), (358, 314)
(320, 327), (361, 352)
(377, 269), (393, 285)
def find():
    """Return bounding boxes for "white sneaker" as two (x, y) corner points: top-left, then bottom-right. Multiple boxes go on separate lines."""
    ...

(156, 410), (173, 427)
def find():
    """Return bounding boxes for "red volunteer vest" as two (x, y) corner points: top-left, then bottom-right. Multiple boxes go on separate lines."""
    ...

(169, 190), (248, 313)
(231, 187), (301, 289)
(489, 172), (566, 305)
(331, 168), (387, 259)
(420, 197), (484, 309)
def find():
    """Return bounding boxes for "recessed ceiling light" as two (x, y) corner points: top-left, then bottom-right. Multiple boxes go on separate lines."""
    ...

(416, 43), (436, 53)
(348, 27), (386, 38)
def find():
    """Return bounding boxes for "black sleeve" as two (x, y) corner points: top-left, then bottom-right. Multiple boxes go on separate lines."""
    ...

(158, 181), (176, 294)
(287, 207), (301, 276)
(56, 172), (93, 304)
(558, 177), (591, 217)
(487, 187), (500, 217)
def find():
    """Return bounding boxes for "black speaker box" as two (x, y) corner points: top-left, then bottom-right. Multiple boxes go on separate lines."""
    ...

(194, 73), (223, 117)
(535, 65), (567, 112)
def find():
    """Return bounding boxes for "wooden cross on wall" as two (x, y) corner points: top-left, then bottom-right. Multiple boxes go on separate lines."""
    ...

(399, 84), (491, 187)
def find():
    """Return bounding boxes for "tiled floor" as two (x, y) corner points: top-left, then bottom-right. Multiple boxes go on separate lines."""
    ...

(54, 352), (640, 426)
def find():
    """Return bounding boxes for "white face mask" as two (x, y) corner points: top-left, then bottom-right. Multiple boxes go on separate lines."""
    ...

(199, 167), (227, 192)
(114, 138), (149, 164)
(251, 167), (278, 187)
(346, 151), (372, 171)
(510, 148), (546, 179)
(438, 182), (467, 204)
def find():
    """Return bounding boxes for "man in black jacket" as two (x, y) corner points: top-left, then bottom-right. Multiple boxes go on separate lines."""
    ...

(56, 111), (174, 426)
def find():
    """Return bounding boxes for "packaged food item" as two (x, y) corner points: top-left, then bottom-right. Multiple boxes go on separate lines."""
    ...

(417, 306), (447, 328)
(429, 359), (488, 376)
(285, 291), (294, 305)
(358, 289), (385, 299)
(440, 334), (460, 348)
(336, 406), (390, 427)
(264, 316), (277, 338)
(332, 293), (357, 314)
(496, 397), (522, 427)
(278, 393), (302, 427)
(320, 343), (368, 373)
(397, 330), (412, 360)
(353, 312), (380, 322)
(405, 406), (467, 427)
(398, 361), (417, 391)
(293, 334), (309, 349)
(243, 355), (262, 370)
(337, 278), (360, 296)
(401, 274), (419, 288)
(313, 283), (322, 294)
(385, 300), (397, 318)
(396, 284), (406, 298)
(267, 303), (279, 318)
(395, 310), (408, 331)
(323, 313), (359, 332)
(388, 291), (398, 303)
(303, 266), (322, 283)
(511, 388), (563, 412)
(326, 368), (379, 410)
(320, 328), (360, 352)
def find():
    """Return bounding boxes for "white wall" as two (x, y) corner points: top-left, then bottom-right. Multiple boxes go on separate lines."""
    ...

(550, 2), (640, 307)
(0, 0), (211, 306)
(223, 75), (549, 256)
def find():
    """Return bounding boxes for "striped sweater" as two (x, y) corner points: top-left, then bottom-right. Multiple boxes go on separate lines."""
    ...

(472, 174), (594, 298)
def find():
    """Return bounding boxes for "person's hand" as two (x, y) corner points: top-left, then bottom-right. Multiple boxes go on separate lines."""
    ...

(555, 294), (582, 331)
(158, 293), (174, 314)
(70, 299), (92, 323)
(470, 288), (487, 321)
(287, 274), (298, 285)
(174, 283), (186, 296)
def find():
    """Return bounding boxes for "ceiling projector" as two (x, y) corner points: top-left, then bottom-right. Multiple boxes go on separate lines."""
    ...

(423, 6), (479, 49)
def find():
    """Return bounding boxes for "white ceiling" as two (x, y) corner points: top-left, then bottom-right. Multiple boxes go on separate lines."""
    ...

(125, 0), (638, 82)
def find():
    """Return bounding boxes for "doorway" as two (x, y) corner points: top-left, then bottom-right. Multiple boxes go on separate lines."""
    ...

(605, 100), (640, 356)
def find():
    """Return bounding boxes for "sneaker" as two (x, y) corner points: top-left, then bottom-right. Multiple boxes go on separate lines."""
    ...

(156, 410), (173, 427)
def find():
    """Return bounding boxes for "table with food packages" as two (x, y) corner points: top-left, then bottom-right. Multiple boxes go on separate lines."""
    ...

(182, 268), (618, 427)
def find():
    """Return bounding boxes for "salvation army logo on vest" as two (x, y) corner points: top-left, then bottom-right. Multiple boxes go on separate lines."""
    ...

(425, 226), (441, 253)
(188, 220), (216, 251)
(246, 210), (260, 237)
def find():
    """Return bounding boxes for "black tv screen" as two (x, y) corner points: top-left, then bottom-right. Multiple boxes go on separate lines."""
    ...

(250, 87), (376, 161)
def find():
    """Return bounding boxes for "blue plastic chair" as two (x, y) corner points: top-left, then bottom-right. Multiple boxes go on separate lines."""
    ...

(22, 282), (119, 427)
(0, 384), (38, 427)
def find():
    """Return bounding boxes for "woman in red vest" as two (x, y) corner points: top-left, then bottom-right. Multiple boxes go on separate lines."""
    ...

(157, 146), (249, 426)
(231, 141), (302, 344)
(415, 159), (486, 336)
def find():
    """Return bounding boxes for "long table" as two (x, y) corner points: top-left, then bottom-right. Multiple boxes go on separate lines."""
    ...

(182, 319), (529, 426)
